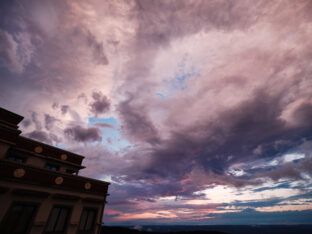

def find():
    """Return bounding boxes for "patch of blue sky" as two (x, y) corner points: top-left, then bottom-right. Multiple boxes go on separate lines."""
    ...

(156, 92), (168, 99)
(171, 70), (201, 91)
(88, 117), (131, 152)
(156, 55), (201, 98)
(156, 68), (201, 99)
(88, 117), (117, 126)
(54, 143), (67, 149)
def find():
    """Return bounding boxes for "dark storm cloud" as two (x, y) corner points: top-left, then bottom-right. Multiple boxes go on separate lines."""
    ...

(262, 156), (312, 181)
(115, 88), (312, 197)
(25, 130), (50, 143)
(107, 182), (216, 212)
(24, 130), (60, 145)
(83, 93), (297, 201)
(292, 102), (312, 127)
(69, 145), (196, 204)
(110, 179), (205, 204)
(44, 114), (59, 130)
(21, 119), (31, 128)
(197, 91), (290, 164)
(113, 90), (311, 198)
(61, 105), (69, 115)
(64, 126), (102, 142)
(89, 91), (110, 116)
(118, 96), (160, 144)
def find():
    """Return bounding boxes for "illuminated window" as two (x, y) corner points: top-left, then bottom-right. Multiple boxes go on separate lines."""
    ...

(45, 206), (71, 233)
(78, 208), (97, 233)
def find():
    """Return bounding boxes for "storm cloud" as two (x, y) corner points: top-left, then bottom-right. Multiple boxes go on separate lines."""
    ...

(89, 91), (110, 116)
(1, 0), (312, 225)
(64, 126), (102, 142)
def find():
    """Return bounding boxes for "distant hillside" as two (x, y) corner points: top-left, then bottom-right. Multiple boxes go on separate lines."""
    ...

(100, 225), (312, 234)
(100, 226), (226, 234)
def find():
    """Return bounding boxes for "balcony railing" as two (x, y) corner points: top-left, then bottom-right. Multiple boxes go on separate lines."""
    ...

(0, 160), (109, 196)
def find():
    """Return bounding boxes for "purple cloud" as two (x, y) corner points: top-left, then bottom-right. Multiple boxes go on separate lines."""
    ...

(64, 126), (102, 142)
(89, 91), (110, 116)
(24, 130), (60, 145)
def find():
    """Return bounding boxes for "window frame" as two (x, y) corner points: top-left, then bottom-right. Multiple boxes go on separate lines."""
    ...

(6, 153), (27, 163)
(66, 169), (78, 175)
(44, 205), (72, 234)
(78, 207), (98, 234)
(0, 201), (39, 234)
(45, 163), (60, 171)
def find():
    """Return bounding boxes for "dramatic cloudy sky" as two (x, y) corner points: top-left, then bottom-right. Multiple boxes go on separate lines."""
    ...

(1, 0), (312, 225)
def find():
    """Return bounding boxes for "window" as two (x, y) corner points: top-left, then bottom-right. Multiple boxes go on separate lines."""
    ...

(45, 206), (71, 233)
(0, 202), (38, 234)
(6, 155), (26, 163)
(78, 208), (97, 233)
(66, 169), (77, 175)
(45, 163), (60, 171)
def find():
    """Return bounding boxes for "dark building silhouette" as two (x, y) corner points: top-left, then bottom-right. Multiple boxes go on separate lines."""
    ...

(0, 107), (110, 234)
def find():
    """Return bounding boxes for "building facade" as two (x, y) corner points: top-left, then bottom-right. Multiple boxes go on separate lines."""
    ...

(0, 107), (110, 234)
